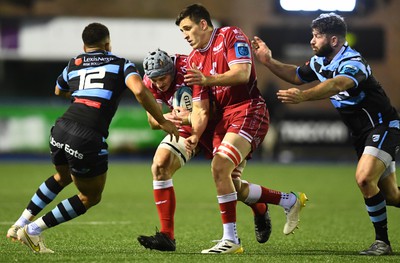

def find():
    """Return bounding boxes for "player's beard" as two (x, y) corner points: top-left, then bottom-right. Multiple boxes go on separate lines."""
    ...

(315, 42), (334, 57)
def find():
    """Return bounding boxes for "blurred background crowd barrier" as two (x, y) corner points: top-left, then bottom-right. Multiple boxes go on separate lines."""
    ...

(0, 0), (398, 162)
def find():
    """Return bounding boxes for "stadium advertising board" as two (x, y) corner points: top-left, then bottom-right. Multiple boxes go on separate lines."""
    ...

(0, 105), (164, 154)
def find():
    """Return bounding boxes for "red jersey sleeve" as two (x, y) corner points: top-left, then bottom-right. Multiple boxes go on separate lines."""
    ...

(224, 27), (252, 67)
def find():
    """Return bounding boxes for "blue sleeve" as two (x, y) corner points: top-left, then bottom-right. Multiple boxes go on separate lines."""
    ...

(124, 60), (140, 85)
(336, 59), (368, 88)
(56, 67), (70, 91)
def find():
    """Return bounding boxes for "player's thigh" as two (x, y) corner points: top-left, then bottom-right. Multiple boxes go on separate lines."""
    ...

(152, 147), (182, 177)
(356, 125), (399, 184)
(220, 132), (252, 159)
(156, 134), (197, 167)
(379, 172), (400, 204)
(54, 164), (73, 187)
(356, 154), (386, 185)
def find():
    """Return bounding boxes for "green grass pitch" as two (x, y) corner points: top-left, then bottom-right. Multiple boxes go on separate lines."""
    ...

(1, 161), (399, 262)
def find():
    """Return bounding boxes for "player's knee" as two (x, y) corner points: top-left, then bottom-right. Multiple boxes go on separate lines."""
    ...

(151, 161), (171, 181)
(355, 175), (370, 189)
(211, 156), (226, 177)
(355, 167), (373, 186)
(355, 172), (378, 194)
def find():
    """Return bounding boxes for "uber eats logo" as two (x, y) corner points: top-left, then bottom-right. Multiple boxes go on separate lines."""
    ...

(50, 137), (84, 159)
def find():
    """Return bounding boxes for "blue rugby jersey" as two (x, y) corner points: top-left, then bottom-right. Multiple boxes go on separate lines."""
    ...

(297, 44), (399, 135)
(56, 51), (140, 137)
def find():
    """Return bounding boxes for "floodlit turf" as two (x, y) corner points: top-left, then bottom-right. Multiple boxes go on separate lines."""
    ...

(1, 161), (399, 262)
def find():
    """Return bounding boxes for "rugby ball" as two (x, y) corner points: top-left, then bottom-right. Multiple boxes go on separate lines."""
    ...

(172, 86), (192, 112)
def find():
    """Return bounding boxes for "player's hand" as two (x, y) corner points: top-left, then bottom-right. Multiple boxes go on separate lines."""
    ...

(159, 120), (180, 142)
(173, 107), (191, 126)
(277, 88), (304, 104)
(184, 63), (207, 86)
(251, 36), (272, 66)
(185, 135), (199, 156)
(164, 112), (182, 127)
(164, 107), (191, 128)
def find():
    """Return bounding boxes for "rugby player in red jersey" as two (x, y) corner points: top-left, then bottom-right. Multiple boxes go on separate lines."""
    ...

(176, 4), (308, 254)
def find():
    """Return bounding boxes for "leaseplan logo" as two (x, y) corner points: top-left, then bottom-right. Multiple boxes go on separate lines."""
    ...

(372, 134), (380, 142)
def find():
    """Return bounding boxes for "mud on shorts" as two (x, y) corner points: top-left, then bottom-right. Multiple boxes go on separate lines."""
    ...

(50, 118), (108, 178)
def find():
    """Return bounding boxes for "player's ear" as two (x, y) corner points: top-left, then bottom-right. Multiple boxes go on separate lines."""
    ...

(200, 19), (208, 31)
(105, 42), (111, 52)
(330, 35), (338, 47)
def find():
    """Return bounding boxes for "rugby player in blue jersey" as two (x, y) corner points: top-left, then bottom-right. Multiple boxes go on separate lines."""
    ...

(252, 13), (400, 256)
(6, 22), (179, 253)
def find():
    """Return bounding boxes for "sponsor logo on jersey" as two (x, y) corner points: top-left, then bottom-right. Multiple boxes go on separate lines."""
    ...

(235, 35), (247, 41)
(232, 28), (246, 41)
(340, 65), (359, 76)
(195, 62), (203, 70)
(82, 56), (115, 66)
(75, 58), (82, 66)
(50, 136), (84, 159)
(83, 56), (114, 63)
(213, 42), (223, 53)
(234, 42), (250, 58)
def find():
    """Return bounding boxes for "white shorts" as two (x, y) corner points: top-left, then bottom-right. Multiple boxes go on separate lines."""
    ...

(363, 146), (396, 181)
(158, 135), (197, 167)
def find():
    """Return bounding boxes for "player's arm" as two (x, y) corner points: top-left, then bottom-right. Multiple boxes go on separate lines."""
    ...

(252, 36), (303, 85)
(277, 76), (355, 104)
(185, 98), (209, 152)
(146, 107), (187, 130)
(54, 85), (72, 98)
(185, 63), (250, 87)
(126, 74), (179, 141)
(146, 104), (164, 130)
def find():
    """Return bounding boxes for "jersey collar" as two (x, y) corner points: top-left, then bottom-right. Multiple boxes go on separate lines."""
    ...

(198, 28), (217, 52)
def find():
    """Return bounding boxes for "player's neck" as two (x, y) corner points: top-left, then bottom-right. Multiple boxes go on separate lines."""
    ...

(85, 48), (106, 53)
(199, 28), (214, 49)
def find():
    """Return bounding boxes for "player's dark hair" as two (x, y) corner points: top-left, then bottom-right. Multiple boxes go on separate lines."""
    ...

(175, 3), (213, 27)
(311, 13), (347, 38)
(82, 22), (110, 46)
